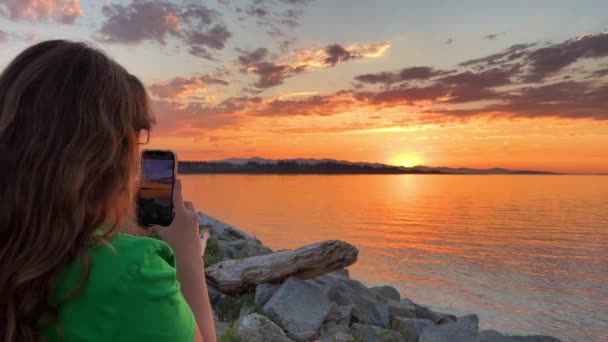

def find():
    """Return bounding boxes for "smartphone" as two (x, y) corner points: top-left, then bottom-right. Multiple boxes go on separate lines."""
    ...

(137, 150), (177, 227)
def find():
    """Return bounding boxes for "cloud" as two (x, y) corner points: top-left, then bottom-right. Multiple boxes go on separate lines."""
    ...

(349, 33), (608, 121)
(153, 33), (608, 137)
(525, 32), (608, 81)
(0, 0), (80, 23)
(237, 48), (269, 65)
(445, 38), (453, 45)
(355, 66), (447, 87)
(484, 32), (505, 40)
(149, 74), (228, 99)
(238, 42), (390, 89)
(97, 1), (231, 60)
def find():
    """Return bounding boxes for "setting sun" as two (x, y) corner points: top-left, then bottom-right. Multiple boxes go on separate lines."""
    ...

(392, 154), (423, 168)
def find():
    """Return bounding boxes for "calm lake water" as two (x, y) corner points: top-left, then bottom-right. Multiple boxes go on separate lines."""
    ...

(181, 175), (608, 342)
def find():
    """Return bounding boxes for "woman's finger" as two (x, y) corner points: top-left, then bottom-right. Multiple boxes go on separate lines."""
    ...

(172, 179), (184, 209)
(184, 201), (195, 211)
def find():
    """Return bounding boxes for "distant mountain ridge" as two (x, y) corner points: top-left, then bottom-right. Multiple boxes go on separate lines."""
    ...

(178, 157), (556, 175)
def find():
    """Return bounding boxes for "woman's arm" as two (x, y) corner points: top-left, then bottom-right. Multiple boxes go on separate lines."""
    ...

(174, 230), (216, 342)
(152, 179), (217, 342)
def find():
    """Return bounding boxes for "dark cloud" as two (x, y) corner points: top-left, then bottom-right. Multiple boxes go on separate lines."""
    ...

(460, 43), (536, 67)
(324, 44), (358, 66)
(250, 62), (306, 88)
(349, 33), (608, 120)
(484, 32), (505, 40)
(237, 48), (269, 65)
(445, 38), (453, 45)
(97, 1), (231, 59)
(355, 67), (446, 87)
(591, 68), (608, 78)
(525, 33), (608, 81)
(0, 0), (81, 23)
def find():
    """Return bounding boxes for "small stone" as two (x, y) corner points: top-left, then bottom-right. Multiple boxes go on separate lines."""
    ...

(286, 331), (318, 342)
(235, 313), (292, 342)
(370, 285), (401, 301)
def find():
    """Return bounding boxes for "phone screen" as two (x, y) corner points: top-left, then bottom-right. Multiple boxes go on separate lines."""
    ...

(138, 150), (175, 227)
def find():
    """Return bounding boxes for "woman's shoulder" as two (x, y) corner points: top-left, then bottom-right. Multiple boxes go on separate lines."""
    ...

(53, 234), (174, 301)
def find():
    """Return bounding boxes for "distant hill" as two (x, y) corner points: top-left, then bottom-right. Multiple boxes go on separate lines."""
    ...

(178, 158), (556, 175)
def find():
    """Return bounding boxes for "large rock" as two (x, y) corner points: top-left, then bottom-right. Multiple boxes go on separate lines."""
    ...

(351, 323), (406, 342)
(325, 304), (354, 327)
(310, 272), (390, 327)
(390, 317), (433, 342)
(414, 304), (457, 324)
(263, 277), (333, 337)
(419, 321), (480, 342)
(370, 285), (401, 301)
(255, 283), (281, 306)
(198, 212), (258, 242)
(388, 299), (415, 318)
(480, 330), (562, 342)
(350, 292), (390, 328)
(236, 313), (292, 342)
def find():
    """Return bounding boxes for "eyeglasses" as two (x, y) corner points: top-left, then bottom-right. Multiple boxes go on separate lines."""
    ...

(138, 130), (150, 145)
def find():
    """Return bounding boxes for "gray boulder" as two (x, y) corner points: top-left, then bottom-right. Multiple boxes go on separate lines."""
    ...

(388, 299), (415, 318)
(419, 321), (480, 342)
(325, 304), (354, 327)
(390, 317), (433, 342)
(255, 283), (281, 306)
(310, 273), (390, 327)
(351, 323), (406, 342)
(263, 277), (333, 337)
(350, 292), (390, 328)
(236, 313), (292, 342)
(480, 330), (562, 342)
(457, 314), (480, 330)
(198, 212), (259, 242)
(322, 321), (350, 336)
(414, 304), (457, 324)
(370, 285), (401, 301)
(223, 239), (273, 259)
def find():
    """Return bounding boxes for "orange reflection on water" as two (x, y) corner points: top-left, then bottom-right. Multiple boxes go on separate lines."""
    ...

(181, 174), (608, 341)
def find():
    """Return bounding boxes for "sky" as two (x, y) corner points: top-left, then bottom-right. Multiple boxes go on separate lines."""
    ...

(0, 0), (607, 173)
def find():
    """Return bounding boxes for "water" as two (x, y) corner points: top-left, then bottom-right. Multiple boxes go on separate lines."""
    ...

(181, 175), (608, 341)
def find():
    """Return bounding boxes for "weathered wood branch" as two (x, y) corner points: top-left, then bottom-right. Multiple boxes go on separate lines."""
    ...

(205, 240), (358, 294)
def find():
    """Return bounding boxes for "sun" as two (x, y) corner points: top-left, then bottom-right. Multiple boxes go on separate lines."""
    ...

(392, 154), (423, 168)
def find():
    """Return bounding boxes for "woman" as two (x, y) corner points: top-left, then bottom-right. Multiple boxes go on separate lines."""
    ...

(0, 40), (216, 341)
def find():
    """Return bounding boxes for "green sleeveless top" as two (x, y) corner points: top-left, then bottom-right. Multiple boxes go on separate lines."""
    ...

(43, 234), (196, 341)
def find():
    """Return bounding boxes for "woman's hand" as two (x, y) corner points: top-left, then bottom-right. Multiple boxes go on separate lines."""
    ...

(151, 179), (203, 260)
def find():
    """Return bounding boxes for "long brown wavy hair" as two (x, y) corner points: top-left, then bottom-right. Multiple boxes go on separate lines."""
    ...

(0, 40), (154, 341)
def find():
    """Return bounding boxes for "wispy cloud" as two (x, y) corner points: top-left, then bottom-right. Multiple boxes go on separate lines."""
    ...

(148, 74), (228, 99)
(237, 42), (390, 89)
(0, 0), (81, 23)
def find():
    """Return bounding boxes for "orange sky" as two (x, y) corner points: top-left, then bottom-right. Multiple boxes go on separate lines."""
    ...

(1, 1), (607, 173)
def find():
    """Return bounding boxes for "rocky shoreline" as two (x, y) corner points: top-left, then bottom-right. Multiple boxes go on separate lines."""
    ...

(198, 213), (562, 342)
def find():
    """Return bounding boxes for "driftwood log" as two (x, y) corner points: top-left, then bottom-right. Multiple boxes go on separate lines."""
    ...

(205, 240), (358, 294)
